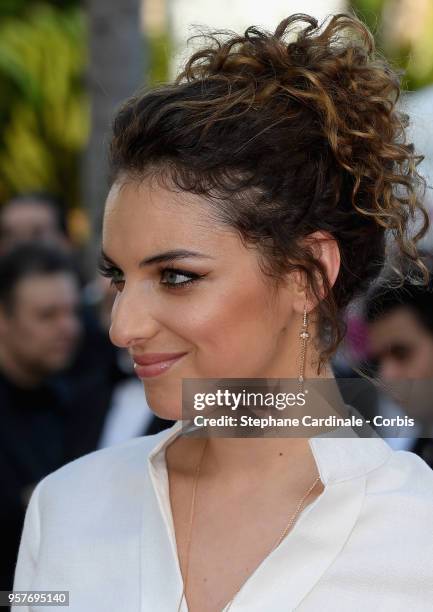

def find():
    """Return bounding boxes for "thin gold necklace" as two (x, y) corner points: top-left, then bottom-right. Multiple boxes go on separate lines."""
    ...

(176, 438), (321, 612)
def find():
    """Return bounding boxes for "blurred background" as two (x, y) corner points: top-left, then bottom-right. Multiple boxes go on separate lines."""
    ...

(1, 0), (433, 597)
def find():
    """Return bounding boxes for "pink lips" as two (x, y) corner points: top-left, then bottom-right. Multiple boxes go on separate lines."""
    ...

(132, 352), (187, 378)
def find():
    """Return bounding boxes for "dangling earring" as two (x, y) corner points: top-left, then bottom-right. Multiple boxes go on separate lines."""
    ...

(298, 303), (309, 390)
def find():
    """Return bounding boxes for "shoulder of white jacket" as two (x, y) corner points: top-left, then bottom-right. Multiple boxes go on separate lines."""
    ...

(394, 447), (433, 477)
(373, 446), (433, 501)
(35, 424), (177, 492)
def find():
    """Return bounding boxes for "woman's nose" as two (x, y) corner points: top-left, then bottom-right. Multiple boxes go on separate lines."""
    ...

(108, 287), (159, 348)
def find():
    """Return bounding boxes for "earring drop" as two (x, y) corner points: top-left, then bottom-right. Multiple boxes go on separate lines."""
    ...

(299, 303), (309, 388)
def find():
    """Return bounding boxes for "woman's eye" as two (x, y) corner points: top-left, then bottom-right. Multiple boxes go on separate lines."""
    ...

(98, 263), (125, 292)
(160, 268), (200, 288)
(98, 262), (203, 292)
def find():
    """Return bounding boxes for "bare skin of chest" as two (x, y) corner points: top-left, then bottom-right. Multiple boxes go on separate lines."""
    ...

(167, 445), (323, 612)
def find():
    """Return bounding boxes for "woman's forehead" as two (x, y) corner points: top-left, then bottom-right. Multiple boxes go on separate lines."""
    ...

(102, 180), (244, 263)
(104, 179), (213, 226)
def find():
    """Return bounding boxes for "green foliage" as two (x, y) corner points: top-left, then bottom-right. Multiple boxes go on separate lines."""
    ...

(147, 32), (172, 86)
(0, 3), (88, 208)
(350, 0), (384, 34)
(0, 0), (80, 19)
(350, 0), (433, 90)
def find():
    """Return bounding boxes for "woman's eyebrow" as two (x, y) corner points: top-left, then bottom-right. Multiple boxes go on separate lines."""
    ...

(100, 248), (215, 268)
(139, 249), (215, 266)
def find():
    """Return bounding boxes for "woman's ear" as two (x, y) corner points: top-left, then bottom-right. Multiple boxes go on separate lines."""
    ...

(292, 230), (341, 314)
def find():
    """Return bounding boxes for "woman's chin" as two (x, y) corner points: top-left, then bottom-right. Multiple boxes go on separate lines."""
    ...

(142, 383), (182, 419)
(146, 400), (183, 422)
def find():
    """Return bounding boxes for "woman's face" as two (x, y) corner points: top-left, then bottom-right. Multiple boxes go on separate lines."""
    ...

(102, 178), (299, 420)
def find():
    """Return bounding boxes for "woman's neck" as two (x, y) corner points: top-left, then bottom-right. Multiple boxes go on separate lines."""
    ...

(167, 363), (343, 486)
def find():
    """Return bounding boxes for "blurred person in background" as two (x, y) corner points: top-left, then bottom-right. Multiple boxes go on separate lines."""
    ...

(0, 192), (72, 255)
(0, 191), (168, 454)
(364, 255), (433, 466)
(0, 243), (81, 591)
(0, 192), (115, 450)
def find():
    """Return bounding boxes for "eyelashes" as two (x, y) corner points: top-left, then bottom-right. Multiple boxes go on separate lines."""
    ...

(97, 261), (204, 291)
(98, 263), (125, 291)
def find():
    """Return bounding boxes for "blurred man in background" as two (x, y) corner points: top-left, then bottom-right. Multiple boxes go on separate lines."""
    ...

(0, 192), (153, 448)
(364, 257), (433, 467)
(0, 192), (71, 255)
(0, 243), (81, 591)
(0, 190), (171, 441)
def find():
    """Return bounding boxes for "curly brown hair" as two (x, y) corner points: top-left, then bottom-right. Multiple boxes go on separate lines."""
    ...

(109, 12), (430, 374)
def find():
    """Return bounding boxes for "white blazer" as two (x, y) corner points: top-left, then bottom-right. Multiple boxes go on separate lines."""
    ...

(13, 420), (433, 611)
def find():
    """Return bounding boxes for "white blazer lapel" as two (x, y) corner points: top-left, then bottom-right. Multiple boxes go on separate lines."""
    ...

(142, 424), (185, 611)
(226, 475), (366, 610)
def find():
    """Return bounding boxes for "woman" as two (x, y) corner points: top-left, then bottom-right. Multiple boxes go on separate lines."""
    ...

(14, 12), (433, 612)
